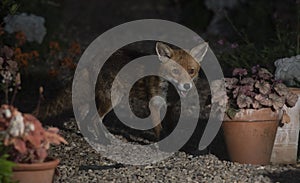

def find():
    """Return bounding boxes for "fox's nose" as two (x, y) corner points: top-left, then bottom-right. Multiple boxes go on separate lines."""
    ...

(183, 83), (191, 90)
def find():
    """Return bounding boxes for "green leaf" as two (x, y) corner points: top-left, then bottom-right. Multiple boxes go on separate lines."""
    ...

(0, 154), (15, 183)
(226, 108), (239, 119)
(9, 4), (19, 14)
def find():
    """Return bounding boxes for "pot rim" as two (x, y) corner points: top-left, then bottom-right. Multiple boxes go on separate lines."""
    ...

(223, 108), (282, 122)
(288, 87), (300, 94)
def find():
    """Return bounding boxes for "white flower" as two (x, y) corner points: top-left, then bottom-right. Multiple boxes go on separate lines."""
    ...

(9, 112), (24, 137)
(25, 123), (35, 133)
(2, 109), (12, 118)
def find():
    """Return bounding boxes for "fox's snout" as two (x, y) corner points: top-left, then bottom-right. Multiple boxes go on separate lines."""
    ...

(176, 82), (193, 97)
(178, 82), (192, 91)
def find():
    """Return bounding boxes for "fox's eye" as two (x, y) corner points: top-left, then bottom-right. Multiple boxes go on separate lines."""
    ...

(188, 69), (195, 75)
(172, 69), (179, 75)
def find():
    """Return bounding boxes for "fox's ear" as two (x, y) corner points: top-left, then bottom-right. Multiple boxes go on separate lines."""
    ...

(190, 42), (209, 63)
(156, 42), (174, 63)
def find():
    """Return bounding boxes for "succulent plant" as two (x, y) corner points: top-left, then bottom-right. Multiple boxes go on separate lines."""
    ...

(212, 66), (299, 118)
(0, 105), (67, 163)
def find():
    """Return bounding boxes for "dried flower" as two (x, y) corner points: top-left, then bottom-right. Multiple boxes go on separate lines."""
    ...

(48, 68), (59, 77)
(15, 73), (21, 86)
(39, 86), (44, 94)
(30, 50), (39, 58)
(15, 31), (26, 46)
(281, 110), (291, 124)
(49, 41), (60, 51)
(68, 41), (81, 55)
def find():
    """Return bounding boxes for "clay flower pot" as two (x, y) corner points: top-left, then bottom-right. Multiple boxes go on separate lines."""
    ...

(12, 159), (59, 183)
(222, 108), (281, 165)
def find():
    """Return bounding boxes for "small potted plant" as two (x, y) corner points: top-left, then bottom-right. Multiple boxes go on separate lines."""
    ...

(0, 105), (67, 183)
(0, 45), (67, 182)
(211, 65), (298, 165)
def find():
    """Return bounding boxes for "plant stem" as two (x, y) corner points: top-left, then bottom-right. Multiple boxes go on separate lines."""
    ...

(33, 87), (44, 116)
(4, 82), (8, 104)
(223, 10), (251, 45)
(10, 85), (18, 105)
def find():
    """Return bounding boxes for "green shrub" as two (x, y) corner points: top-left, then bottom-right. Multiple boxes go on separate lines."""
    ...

(0, 153), (15, 183)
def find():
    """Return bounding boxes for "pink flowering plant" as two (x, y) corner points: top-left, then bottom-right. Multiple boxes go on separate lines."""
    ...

(0, 105), (67, 163)
(0, 37), (67, 164)
(212, 66), (299, 119)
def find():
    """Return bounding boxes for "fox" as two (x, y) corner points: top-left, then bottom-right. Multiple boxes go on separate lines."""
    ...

(37, 42), (209, 140)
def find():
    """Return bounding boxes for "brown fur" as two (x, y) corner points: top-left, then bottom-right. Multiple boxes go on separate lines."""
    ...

(38, 42), (208, 139)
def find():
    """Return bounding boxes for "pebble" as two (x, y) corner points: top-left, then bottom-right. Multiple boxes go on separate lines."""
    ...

(51, 119), (300, 183)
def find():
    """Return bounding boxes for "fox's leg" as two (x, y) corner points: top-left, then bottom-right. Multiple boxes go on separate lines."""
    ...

(92, 80), (125, 141)
(149, 95), (166, 139)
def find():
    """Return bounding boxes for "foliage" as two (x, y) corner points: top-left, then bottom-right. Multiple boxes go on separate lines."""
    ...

(0, 45), (21, 105)
(0, 29), (40, 71)
(0, 0), (20, 22)
(216, 0), (300, 71)
(0, 105), (67, 163)
(46, 40), (81, 83)
(0, 28), (80, 99)
(4, 30), (81, 81)
(0, 2), (69, 165)
(212, 66), (299, 119)
(0, 153), (15, 183)
(219, 37), (299, 73)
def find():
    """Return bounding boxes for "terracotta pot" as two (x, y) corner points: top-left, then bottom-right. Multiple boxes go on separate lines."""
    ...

(222, 108), (281, 165)
(12, 159), (59, 183)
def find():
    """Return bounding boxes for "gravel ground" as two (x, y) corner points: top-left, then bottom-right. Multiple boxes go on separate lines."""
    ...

(50, 118), (300, 183)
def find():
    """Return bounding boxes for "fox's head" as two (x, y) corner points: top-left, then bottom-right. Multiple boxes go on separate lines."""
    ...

(155, 42), (208, 97)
